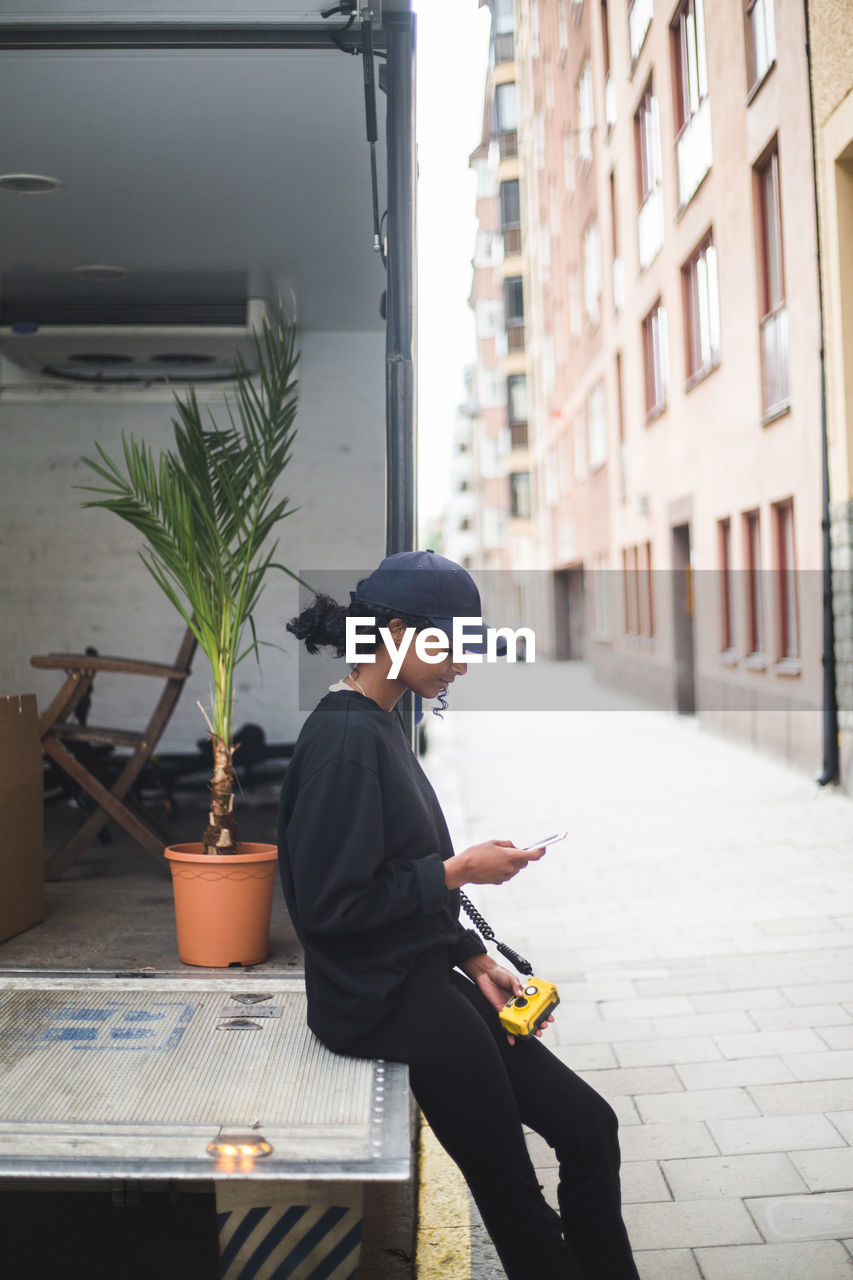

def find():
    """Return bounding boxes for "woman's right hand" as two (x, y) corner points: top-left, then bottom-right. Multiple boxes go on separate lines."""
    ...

(444, 839), (546, 889)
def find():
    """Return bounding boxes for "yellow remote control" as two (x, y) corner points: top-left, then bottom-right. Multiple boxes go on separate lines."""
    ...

(498, 977), (560, 1040)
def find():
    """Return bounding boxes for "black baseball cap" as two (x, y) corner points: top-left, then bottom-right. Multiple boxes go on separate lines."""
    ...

(350, 550), (506, 655)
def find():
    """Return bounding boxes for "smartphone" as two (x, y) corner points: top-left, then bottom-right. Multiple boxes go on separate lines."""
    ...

(522, 831), (567, 851)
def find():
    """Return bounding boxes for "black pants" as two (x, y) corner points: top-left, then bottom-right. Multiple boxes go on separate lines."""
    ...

(339, 949), (640, 1280)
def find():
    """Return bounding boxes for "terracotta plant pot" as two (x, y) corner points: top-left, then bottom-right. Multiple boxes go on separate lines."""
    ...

(164, 842), (278, 967)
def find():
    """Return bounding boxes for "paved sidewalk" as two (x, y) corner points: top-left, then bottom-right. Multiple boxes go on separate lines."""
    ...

(420, 660), (853, 1280)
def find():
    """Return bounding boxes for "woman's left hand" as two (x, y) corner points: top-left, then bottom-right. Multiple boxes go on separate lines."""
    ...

(461, 954), (555, 1046)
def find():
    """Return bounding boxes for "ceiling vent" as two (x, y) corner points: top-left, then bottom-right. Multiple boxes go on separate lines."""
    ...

(0, 298), (269, 384)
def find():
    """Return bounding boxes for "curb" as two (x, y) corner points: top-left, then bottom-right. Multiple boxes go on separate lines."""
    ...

(415, 1119), (472, 1280)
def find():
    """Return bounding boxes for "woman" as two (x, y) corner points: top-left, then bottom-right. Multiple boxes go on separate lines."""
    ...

(278, 550), (640, 1280)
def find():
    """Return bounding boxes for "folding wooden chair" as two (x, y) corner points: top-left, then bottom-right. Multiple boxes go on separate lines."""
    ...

(31, 626), (197, 880)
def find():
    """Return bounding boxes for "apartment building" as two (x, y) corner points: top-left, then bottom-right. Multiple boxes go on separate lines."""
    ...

(465, 0), (826, 770)
(452, 0), (542, 631)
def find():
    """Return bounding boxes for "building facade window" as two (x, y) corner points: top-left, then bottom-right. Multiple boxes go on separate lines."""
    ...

(503, 275), (525, 352)
(495, 81), (518, 159)
(601, 2), (613, 127)
(635, 81), (664, 268)
(746, 0), (775, 91)
(640, 542), (654, 638)
(610, 168), (624, 311)
(773, 498), (799, 660)
(616, 351), (627, 500)
(583, 218), (602, 325)
(500, 179), (522, 256)
(494, 0), (515, 63)
(718, 517), (735, 650)
(744, 508), (765, 656)
(507, 374), (529, 448)
(642, 300), (668, 418)
(672, 0), (711, 209)
(559, 0), (569, 50)
(588, 380), (607, 469)
(683, 233), (720, 382)
(563, 130), (576, 193)
(623, 546), (639, 634)
(573, 411), (587, 481)
(593, 553), (613, 637)
(569, 267), (582, 337)
(509, 471), (532, 519)
(628, 0), (653, 67)
(755, 141), (789, 418)
(578, 59), (595, 164)
(530, 0), (540, 56)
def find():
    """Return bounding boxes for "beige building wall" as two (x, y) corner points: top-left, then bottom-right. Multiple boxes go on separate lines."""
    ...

(472, 0), (826, 769)
(607, 0), (822, 770)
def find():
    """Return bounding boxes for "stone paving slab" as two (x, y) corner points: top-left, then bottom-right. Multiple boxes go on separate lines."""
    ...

(660, 1153), (809, 1200)
(745, 1191), (853, 1241)
(622, 1198), (762, 1249)
(633, 1088), (760, 1123)
(621, 1161), (672, 1204)
(675, 1056), (797, 1089)
(635, 1248), (702, 1279)
(749, 1003), (853, 1030)
(419, 663), (853, 1278)
(790, 1146), (853, 1191)
(615, 1036), (725, 1067)
(784, 1049), (853, 1079)
(707, 1114), (847, 1155)
(749, 1080), (853, 1115)
(694, 1240), (853, 1279)
(692, 988), (792, 1012)
(827, 1111), (853, 1141)
(818, 1025), (853, 1048)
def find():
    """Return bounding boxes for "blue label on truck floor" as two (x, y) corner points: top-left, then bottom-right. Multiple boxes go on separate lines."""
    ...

(2, 999), (196, 1053)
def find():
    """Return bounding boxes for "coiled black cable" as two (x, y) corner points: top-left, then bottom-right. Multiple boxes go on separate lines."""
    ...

(460, 891), (533, 976)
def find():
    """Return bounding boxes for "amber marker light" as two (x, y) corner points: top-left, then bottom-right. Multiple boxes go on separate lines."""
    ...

(207, 1134), (273, 1159)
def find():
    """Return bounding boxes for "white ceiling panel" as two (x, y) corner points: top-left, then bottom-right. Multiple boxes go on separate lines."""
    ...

(0, 3), (345, 19)
(0, 43), (389, 333)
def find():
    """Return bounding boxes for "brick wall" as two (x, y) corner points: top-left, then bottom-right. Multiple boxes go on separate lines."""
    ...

(0, 331), (386, 751)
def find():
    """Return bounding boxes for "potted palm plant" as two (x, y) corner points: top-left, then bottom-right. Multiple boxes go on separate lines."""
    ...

(79, 310), (300, 966)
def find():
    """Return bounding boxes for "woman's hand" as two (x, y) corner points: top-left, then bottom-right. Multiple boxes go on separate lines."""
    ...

(444, 839), (546, 890)
(461, 954), (555, 1046)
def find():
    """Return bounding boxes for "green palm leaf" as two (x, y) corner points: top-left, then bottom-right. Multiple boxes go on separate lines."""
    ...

(77, 308), (301, 852)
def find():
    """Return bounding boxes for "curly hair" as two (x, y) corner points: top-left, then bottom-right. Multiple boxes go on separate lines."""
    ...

(287, 583), (450, 716)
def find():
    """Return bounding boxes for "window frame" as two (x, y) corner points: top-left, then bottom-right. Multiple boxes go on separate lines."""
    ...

(642, 299), (668, 420)
(754, 139), (790, 419)
(743, 508), (766, 660)
(507, 374), (529, 449)
(577, 58), (595, 166)
(745, 0), (776, 97)
(718, 517), (736, 653)
(671, 0), (709, 134)
(500, 178), (522, 256)
(582, 218), (602, 326)
(494, 81), (518, 159)
(628, 0), (653, 69)
(773, 498), (800, 664)
(682, 230), (721, 386)
(509, 470), (532, 520)
(623, 545), (640, 636)
(588, 380), (608, 471)
(503, 275), (525, 352)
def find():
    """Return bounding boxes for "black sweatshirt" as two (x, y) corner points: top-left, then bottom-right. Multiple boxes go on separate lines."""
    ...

(277, 689), (486, 1049)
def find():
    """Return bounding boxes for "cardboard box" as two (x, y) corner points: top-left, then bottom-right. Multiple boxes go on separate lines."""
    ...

(0, 694), (44, 944)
